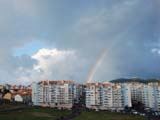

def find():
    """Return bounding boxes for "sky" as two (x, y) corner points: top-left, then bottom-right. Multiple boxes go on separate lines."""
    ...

(0, 0), (160, 84)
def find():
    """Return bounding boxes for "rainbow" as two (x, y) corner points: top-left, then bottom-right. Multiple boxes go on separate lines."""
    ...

(85, 17), (140, 83)
(86, 49), (107, 83)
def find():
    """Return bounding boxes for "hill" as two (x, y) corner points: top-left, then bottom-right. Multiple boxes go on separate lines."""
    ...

(110, 78), (160, 84)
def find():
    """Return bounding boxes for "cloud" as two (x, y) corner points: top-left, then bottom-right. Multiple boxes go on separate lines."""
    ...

(0, 0), (160, 84)
(13, 0), (38, 16)
(14, 48), (87, 84)
(32, 48), (76, 71)
(151, 48), (160, 55)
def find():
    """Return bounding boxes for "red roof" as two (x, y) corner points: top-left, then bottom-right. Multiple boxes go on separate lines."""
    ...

(38, 80), (74, 85)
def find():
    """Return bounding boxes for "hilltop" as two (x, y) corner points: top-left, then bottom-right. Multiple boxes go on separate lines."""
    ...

(110, 78), (160, 84)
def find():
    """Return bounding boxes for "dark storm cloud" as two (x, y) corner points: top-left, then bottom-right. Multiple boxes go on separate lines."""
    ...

(0, 0), (159, 84)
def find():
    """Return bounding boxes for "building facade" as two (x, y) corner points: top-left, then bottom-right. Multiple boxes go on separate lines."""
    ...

(85, 83), (132, 111)
(32, 80), (74, 109)
(130, 82), (160, 111)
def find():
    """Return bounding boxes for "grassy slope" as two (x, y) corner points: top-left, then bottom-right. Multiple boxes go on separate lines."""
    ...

(73, 111), (147, 120)
(0, 107), (147, 120)
(0, 107), (71, 120)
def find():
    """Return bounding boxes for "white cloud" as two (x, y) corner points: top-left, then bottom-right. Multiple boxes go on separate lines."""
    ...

(14, 48), (86, 84)
(151, 48), (160, 55)
(32, 48), (75, 70)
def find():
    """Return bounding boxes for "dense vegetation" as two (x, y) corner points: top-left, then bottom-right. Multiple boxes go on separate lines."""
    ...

(110, 78), (160, 84)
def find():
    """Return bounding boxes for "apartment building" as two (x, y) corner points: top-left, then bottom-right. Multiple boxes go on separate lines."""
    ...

(101, 83), (113, 110)
(32, 80), (74, 109)
(85, 82), (131, 111)
(121, 85), (132, 108)
(130, 83), (160, 111)
(112, 85), (123, 111)
(85, 83), (102, 109)
(130, 84), (141, 102)
(151, 85), (160, 111)
(73, 84), (84, 103)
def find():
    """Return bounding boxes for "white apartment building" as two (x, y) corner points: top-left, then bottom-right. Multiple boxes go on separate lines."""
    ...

(130, 84), (141, 102)
(153, 85), (160, 111)
(85, 83), (131, 111)
(121, 85), (132, 108)
(32, 80), (74, 109)
(101, 84), (113, 110)
(73, 84), (84, 103)
(112, 85), (123, 111)
(130, 83), (160, 111)
(85, 83), (102, 109)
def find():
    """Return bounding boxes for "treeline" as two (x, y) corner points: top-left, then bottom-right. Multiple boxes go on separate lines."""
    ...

(110, 78), (160, 84)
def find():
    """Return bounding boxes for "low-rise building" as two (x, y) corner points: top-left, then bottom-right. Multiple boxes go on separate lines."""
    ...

(3, 93), (12, 101)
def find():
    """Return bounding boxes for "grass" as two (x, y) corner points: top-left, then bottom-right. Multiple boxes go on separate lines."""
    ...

(0, 107), (71, 120)
(0, 105), (147, 120)
(73, 111), (147, 120)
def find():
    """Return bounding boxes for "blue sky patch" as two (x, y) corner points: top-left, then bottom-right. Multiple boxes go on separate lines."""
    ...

(14, 40), (48, 56)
